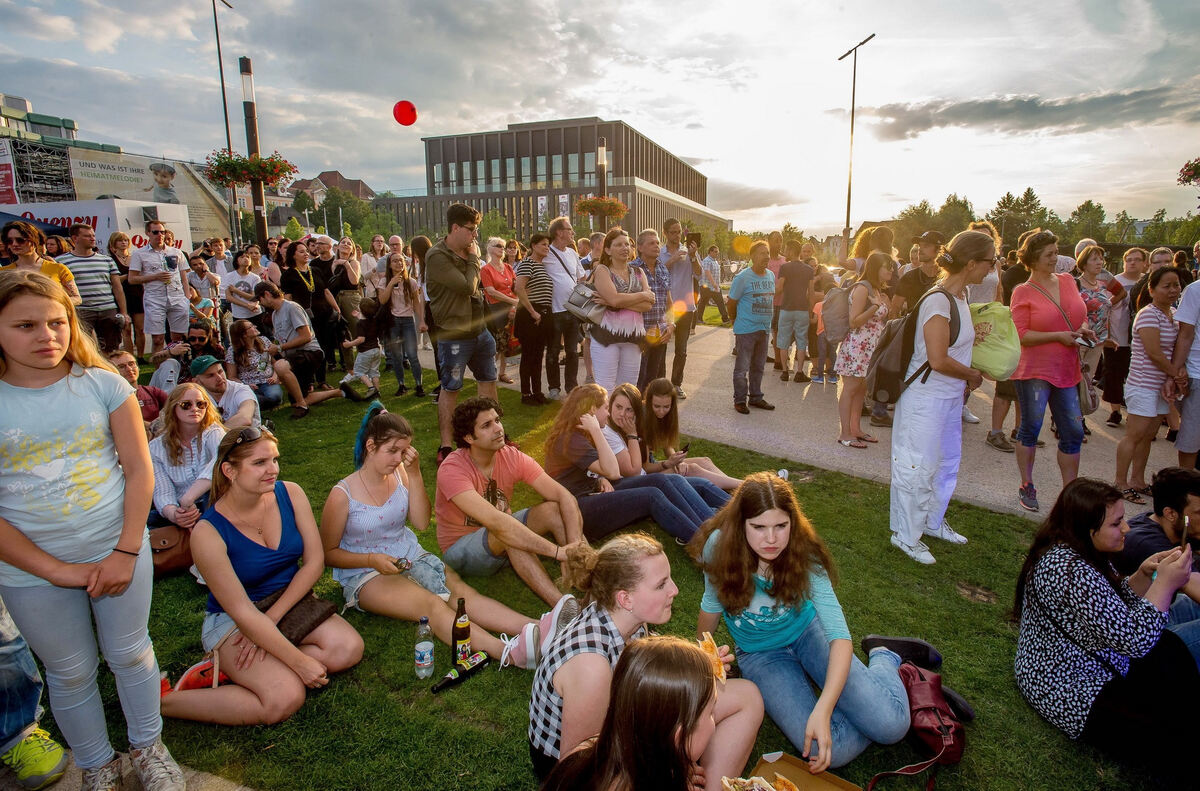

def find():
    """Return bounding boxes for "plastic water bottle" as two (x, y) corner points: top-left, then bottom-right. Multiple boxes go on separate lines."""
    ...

(415, 616), (434, 679)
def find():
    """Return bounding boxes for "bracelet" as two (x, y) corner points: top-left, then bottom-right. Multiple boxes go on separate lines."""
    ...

(626, 435), (641, 442)
(554, 546), (562, 562)
(111, 547), (139, 557)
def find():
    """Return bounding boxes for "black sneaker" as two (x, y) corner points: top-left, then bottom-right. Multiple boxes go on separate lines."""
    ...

(414, 386), (426, 397)
(861, 635), (943, 671)
(395, 384), (407, 396)
(521, 394), (540, 406)
(792, 371), (811, 383)
(1106, 410), (1122, 427)
(749, 399), (775, 410)
(780, 370), (791, 382)
(1018, 482), (1039, 512)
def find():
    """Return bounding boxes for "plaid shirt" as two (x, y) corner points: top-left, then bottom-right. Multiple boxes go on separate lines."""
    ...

(633, 257), (672, 331)
(528, 601), (647, 759)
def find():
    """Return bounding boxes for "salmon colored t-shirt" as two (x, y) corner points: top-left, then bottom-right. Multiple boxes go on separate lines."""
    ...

(435, 445), (545, 551)
(1010, 272), (1087, 389)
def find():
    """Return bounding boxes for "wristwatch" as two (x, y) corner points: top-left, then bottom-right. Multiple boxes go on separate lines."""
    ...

(626, 435), (641, 442)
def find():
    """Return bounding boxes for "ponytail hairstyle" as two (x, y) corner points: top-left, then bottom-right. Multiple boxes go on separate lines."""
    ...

(937, 230), (996, 275)
(354, 400), (413, 468)
(209, 426), (278, 503)
(642, 377), (679, 456)
(562, 533), (664, 610)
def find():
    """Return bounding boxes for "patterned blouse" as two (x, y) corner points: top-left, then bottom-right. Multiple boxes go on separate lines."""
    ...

(1014, 544), (1166, 738)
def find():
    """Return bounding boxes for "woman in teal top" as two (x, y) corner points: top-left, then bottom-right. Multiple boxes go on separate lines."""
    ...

(690, 472), (940, 774)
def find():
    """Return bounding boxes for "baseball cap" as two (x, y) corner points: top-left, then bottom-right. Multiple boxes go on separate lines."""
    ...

(189, 355), (222, 378)
(911, 231), (946, 246)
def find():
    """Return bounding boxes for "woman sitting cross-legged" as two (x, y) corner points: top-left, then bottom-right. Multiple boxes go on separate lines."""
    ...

(690, 472), (941, 772)
(160, 427), (364, 725)
(320, 403), (579, 669)
(543, 384), (717, 544)
(1014, 477), (1200, 769)
(147, 383), (225, 532)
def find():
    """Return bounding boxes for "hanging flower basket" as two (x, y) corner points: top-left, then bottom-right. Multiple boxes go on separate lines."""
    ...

(203, 149), (298, 188)
(1180, 157), (1200, 209)
(575, 196), (628, 221)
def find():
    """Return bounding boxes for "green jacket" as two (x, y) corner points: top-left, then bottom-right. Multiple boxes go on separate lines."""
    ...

(425, 239), (486, 340)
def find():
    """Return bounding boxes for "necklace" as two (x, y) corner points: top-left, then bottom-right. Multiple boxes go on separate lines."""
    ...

(295, 267), (314, 291)
(356, 469), (390, 508)
(224, 495), (269, 540)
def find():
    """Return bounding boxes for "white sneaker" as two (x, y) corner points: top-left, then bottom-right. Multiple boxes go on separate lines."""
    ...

(925, 521), (968, 545)
(548, 388), (561, 400)
(962, 405), (980, 424)
(776, 469), (789, 481)
(81, 757), (124, 791)
(129, 738), (184, 791)
(890, 534), (936, 564)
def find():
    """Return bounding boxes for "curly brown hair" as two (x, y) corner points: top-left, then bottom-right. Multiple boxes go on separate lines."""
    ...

(687, 472), (836, 613)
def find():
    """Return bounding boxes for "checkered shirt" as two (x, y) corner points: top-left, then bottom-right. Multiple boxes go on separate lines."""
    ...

(527, 601), (647, 759)
(633, 257), (672, 332)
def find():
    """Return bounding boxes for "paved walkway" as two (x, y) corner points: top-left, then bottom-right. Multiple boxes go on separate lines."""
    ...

(0, 758), (254, 791)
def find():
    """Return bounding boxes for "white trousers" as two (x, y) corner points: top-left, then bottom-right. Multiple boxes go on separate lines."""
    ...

(591, 341), (643, 394)
(890, 389), (963, 546)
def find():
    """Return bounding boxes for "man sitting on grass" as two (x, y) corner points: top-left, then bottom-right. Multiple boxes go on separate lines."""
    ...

(435, 397), (586, 607)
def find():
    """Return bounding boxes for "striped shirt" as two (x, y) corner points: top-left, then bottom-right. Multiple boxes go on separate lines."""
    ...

(148, 424), (224, 512)
(58, 252), (120, 311)
(1126, 304), (1177, 390)
(514, 257), (554, 308)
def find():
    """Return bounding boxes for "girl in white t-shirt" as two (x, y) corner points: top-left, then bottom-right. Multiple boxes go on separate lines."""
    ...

(889, 231), (992, 565)
(0, 270), (185, 790)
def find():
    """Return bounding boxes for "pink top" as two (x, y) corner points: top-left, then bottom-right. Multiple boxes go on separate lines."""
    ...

(767, 255), (786, 306)
(481, 261), (517, 304)
(434, 445), (544, 551)
(1127, 305), (1177, 390)
(1010, 273), (1087, 388)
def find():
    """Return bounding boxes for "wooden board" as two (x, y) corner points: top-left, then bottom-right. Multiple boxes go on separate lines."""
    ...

(750, 752), (863, 791)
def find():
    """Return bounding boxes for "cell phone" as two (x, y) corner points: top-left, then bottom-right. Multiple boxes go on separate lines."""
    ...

(686, 232), (702, 246)
(680, 442), (690, 453)
(1074, 336), (1095, 348)
(1183, 516), (1190, 551)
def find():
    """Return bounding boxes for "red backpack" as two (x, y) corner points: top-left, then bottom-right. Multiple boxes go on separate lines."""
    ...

(867, 663), (965, 790)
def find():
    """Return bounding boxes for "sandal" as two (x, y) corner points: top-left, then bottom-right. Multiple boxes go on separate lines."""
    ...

(837, 439), (868, 449)
(856, 434), (879, 443)
(1120, 488), (1145, 504)
(1133, 485), (1152, 496)
(498, 374), (514, 384)
(290, 404), (310, 420)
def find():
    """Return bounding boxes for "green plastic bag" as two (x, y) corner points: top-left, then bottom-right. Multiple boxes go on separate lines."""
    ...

(970, 302), (1020, 380)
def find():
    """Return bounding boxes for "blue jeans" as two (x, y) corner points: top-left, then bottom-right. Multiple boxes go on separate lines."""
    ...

(576, 489), (703, 543)
(0, 544), (162, 769)
(1168, 594), (1200, 669)
(736, 617), (910, 768)
(438, 329), (497, 392)
(733, 331), (768, 405)
(613, 474), (728, 525)
(386, 316), (423, 389)
(253, 382), (283, 410)
(1014, 377), (1084, 454)
(0, 597), (44, 754)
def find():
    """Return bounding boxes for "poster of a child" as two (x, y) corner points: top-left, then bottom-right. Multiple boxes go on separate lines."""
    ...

(146, 162), (181, 204)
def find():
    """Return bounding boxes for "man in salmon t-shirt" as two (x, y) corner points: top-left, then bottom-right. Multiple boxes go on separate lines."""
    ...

(435, 397), (585, 606)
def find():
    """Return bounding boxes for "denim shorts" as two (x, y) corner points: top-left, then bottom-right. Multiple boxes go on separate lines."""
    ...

(437, 329), (498, 391)
(339, 552), (452, 611)
(442, 509), (529, 576)
(201, 611), (238, 653)
(777, 309), (810, 350)
(1013, 377), (1084, 454)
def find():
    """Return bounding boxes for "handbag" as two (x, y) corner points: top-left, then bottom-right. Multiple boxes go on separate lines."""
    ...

(566, 280), (606, 325)
(1027, 279), (1100, 416)
(254, 588), (337, 645)
(867, 663), (965, 790)
(148, 525), (192, 578)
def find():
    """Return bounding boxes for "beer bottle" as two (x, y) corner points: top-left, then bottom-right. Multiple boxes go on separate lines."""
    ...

(430, 650), (491, 694)
(452, 597), (471, 667)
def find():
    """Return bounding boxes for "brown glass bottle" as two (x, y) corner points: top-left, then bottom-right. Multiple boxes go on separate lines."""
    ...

(452, 597), (471, 666)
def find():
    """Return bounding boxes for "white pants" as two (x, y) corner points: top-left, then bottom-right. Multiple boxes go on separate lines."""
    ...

(591, 341), (642, 394)
(890, 389), (963, 546)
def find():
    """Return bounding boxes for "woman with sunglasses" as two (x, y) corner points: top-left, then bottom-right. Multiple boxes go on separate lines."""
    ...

(160, 426), (364, 725)
(1, 221), (82, 305)
(363, 235), (388, 277)
(482, 237), (519, 385)
(148, 383), (226, 534)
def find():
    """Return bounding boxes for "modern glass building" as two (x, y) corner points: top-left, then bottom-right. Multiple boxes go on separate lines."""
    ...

(373, 117), (730, 240)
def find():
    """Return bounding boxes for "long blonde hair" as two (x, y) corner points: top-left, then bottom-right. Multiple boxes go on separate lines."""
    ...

(161, 383), (225, 465)
(209, 426), (277, 502)
(0, 270), (114, 378)
(543, 383), (608, 459)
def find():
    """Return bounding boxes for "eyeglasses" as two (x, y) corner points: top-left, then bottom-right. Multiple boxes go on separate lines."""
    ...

(460, 225), (478, 234)
(115, 360), (139, 370)
(4, 235), (29, 245)
(148, 229), (167, 235)
(176, 400), (205, 410)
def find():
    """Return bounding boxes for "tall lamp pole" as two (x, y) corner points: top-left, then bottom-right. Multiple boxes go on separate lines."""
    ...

(597, 136), (608, 231)
(211, 0), (239, 247)
(837, 32), (875, 263)
(238, 57), (268, 246)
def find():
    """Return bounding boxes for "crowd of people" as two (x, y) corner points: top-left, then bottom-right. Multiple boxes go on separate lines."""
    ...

(2, 205), (1200, 791)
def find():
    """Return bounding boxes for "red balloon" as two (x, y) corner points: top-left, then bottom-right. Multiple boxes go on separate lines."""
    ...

(393, 100), (417, 126)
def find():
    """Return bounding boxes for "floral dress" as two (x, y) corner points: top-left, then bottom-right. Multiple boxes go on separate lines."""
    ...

(834, 283), (888, 378)
(1076, 278), (1114, 344)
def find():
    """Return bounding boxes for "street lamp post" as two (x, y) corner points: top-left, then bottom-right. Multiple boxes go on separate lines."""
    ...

(238, 57), (268, 246)
(211, 0), (239, 248)
(837, 33), (875, 264)
(597, 136), (608, 231)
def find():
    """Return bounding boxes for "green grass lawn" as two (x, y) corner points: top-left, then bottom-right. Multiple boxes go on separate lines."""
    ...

(102, 363), (1153, 790)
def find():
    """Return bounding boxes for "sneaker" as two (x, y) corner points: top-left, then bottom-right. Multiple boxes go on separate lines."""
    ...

(861, 635), (943, 670)
(810, 375), (825, 384)
(925, 521), (968, 545)
(675, 385), (688, 399)
(890, 534), (936, 564)
(521, 394), (540, 406)
(80, 756), (123, 791)
(734, 403), (750, 414)
(499, 621), (540, 670)
(986, 431), (1014, 452)
(364, 387), (380, 401)
(174, 657), (230, 691)
(129, 738), (184, 791)
(869, 414), (893, 427)
(780, 370), (791, 382)
(414, 386), (426, 397)
(961, 405), (980, 424)
(538, 594), (581, 656)
(828, 373), (839, 383)
(2, 726), (68, 790)
(1018, 482), (1039, 512)
(1106, 410), (1122, 427)
(395, 384), (408, 396)
(792, 371), (811, 383)
(435, 446), (454, 466)
(749, 399), (775, 410)
(776, 469), (789, 482)
(548, 388), (561, 400)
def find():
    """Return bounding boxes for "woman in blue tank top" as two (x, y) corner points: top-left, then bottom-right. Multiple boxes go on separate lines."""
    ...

(160, 427), (363, 725)
(320, 402), (578, 670)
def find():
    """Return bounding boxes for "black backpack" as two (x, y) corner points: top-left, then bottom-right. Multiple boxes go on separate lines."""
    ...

(865, 287), (960, 405)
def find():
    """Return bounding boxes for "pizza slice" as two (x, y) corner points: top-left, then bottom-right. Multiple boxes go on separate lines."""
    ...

(699, 631), (727, 683)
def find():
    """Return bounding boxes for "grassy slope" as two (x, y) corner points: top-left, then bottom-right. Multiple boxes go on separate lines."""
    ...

(111, 358), (1152, 790)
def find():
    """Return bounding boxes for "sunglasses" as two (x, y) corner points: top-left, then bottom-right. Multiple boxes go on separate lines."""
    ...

(148, 229), (167, 235)
(218, 425), (264, 465)
(4, 236), (29, 245)
(176, 400), (205, 410)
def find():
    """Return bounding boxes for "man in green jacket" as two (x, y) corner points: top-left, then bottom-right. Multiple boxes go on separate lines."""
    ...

(426, 203), (500, 464)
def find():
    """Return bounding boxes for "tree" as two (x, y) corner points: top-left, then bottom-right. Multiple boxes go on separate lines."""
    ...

(1140, 208), (1171, 245)
(1106, 210), (1136, 244)
(891, 200), (935, 252)
(316, 187), (372, 233)
(780, 222), (805, 243)
(477, 209), (515, 242)
(342, 221), (352, 240)
(239, 213), (257, 245)
(292, 190), (315, 214)
(1065, 200), (1107, 244)
(283, 217), (304, 240)
(932, 194), (975, 238)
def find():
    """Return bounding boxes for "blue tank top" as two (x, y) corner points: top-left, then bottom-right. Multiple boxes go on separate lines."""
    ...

(203, 480), (304, 614)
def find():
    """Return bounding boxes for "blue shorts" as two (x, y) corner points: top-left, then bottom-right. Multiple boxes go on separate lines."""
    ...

(437, 329), (497, 392)
(201, 611), (238, 653)
(339, 552), (452, 610)
(777, 309), (810, 351)
(442, 509), (529, 576)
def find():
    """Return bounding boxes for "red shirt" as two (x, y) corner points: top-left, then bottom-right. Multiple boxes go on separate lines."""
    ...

(480, 261), (517, 304)
(1010, 273), (1087, 388)
(767, 255), (786, 306)
(136, 384), (169, 422)
(435, 445), (545, 551)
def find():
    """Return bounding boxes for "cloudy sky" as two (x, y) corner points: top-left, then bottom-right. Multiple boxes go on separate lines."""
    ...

(2, 0), (1197, 235)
